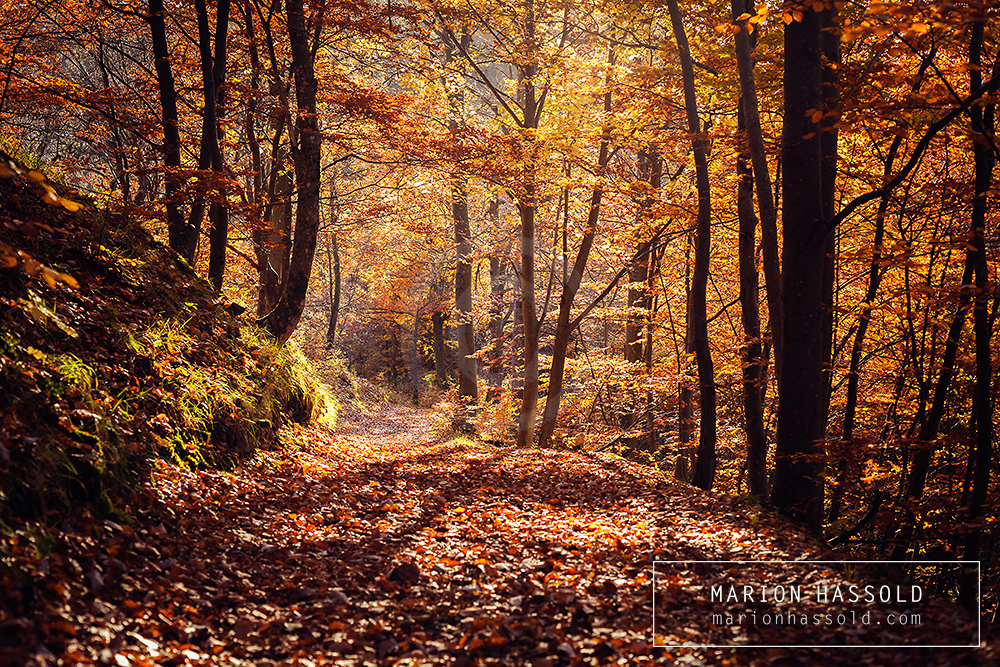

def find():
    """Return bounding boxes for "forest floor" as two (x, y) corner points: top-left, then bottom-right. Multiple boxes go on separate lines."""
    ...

(3, 402), (995, 667)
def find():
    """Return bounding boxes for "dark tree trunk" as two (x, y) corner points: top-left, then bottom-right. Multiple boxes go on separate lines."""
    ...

(668, 0), (717, 491)
(732, 0), (781, 386)
(183, 0), (228, 265)
(622, 237), (650, 431)
(148, 0), (185, 255)
(207, 0), (231, 291)
(772, 5), (826, 532)
(818, 5), (840, 437)
(265, 0), (321, 343)
(962, 25), (993, 581)
(677, 236), (694, 474)
(735, 94), (767, 497)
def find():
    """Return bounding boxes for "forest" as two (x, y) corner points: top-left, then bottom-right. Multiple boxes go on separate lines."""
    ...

(0, 0), (997, 664)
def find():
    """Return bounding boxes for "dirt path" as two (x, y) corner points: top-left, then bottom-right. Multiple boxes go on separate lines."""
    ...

(3, 404), (990, 666)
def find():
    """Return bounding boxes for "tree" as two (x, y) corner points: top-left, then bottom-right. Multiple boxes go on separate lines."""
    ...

(264, 0), (321, 342)
(771, 3), (827, 531)
(667, 0), (717, 491)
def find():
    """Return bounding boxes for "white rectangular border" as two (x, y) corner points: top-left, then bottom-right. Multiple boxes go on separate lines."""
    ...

(651, 560), (981, 648)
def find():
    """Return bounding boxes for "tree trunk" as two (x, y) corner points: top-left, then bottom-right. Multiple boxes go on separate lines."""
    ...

(668, 0), (717, 491)
(732, 0), (781, 386)
(183, 0), (226, 265)
(265, 0), (321, 343)
(411, 309), (422, 405)
(207, 0), (231, 291)
(326, 234), (340, 349)
(623, 147), (660, 430)
(818, 4), (840, 439)
(432, 311), (448, 386)
(148, 0), (185, 256)
(771, 5), (826, 532)
(962, 25), (993, 579)
(536, 45), (614, 449)
(444, 27), (479, 404)
(486, 218), (509, 401)
(515, 2), (540, 447)
(736, 94), (767, 497)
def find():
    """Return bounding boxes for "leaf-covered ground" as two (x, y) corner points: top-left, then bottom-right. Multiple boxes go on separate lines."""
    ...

(2, 404), (993, 666)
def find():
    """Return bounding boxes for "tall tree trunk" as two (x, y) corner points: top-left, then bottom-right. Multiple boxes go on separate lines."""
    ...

(444, 27), (479, 404)
(183, 0), (227, 265)
(515, 0), (540, 447)
(818, 4), (840, 439)
(265, 0), (321, 342)
(207, 0), (231, 291)
(411, 308), (422, 405)
(677, 236), (693, 475)
(668, 0), (717, 491)
(962, 26), (994, 581)
(148, 0), (185, 256)
(537, 45), (614, 449)
(622, 148), (660, 430)
(736, 94), (767, 497)
(732, 0), (781, 386)
(772, 3), (826, 532)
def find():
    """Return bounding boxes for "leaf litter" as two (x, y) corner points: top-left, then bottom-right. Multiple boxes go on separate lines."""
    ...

(2, 404), (993, 666)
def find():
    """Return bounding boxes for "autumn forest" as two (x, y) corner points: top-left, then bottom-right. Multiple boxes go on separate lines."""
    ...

(0, 0), (997, 663)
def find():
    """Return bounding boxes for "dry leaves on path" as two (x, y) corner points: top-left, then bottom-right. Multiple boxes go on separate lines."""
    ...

(2, 403), (992, 666)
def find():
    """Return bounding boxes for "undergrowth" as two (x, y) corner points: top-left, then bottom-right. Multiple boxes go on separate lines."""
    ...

(0, 153), (336, 527)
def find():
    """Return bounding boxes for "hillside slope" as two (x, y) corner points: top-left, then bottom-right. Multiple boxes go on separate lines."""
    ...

(0, 150), (333, 526)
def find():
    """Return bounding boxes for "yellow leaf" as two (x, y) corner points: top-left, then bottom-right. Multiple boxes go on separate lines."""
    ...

(59, 197), (81, 212)
(783, 12), (793, 24)
(28, 170), (45, 183)
(41, 190), (59, 205)
(59, 272), (79, 289)
(810, 109), (824, 123)
(42, 266), (59, 289)
(0, 163), (13, 178)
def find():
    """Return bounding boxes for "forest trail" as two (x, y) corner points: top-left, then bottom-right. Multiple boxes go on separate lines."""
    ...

(6, 403), (990, 667)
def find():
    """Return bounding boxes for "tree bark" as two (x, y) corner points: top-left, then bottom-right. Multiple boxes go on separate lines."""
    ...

(962, 26), (994, 579)
(265, 0), (321, 343)
(622, 147), (660, 430)
(736, 94), (767, 497)
(771, 4), (826, 532)
(148, 0), (185, 257)
(818, 4), (840, 438)
(732, 0), (781, 385)
(207, 0), (231, 291)
(668, 0), (717, 491)
(515, 0), (540, 447)
(444, 27), (479, 404)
